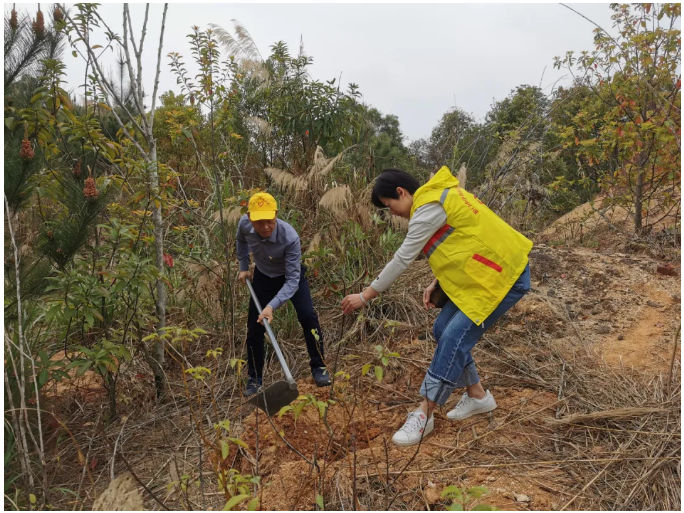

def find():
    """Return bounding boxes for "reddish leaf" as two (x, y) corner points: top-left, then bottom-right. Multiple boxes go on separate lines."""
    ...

(89, 458), (98, 470)
(163, 254), (174, 268)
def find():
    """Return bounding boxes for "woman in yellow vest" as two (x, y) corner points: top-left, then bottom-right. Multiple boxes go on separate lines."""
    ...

(341, 166), (532, 446)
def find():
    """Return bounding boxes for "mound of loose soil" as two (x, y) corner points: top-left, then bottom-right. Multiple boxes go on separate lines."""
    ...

(540, 196), (680, 252)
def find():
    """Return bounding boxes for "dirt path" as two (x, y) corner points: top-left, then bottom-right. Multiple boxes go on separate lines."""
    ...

(523, 245), (680, 374)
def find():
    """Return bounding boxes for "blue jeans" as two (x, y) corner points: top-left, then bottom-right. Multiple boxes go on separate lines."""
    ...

(420, 264), (531, 405)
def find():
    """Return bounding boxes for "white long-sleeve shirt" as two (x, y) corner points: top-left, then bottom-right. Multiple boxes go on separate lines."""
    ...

(371, 202), (447, 293)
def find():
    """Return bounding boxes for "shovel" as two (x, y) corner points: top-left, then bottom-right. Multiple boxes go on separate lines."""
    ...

(244, 278), (300, 416)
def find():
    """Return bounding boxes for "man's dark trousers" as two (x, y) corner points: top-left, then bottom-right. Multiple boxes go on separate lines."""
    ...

(247, 265), (324, 380)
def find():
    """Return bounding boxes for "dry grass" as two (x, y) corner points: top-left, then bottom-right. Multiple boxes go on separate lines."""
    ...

(389, 215), (409, 232)
(265, 145), (355, 209)
(305, 231), (321, 254)
(211, 206), (243, 225)
(319, 185), (352, 219)
(264, 167), (309, 196)
(307, 146), (353, 181)
(92, 473), (143, 511)
(457, 163), (467, 189)
(245, 116), (272, 136)
(547, 407), (670, 425)
(479, 327), (681, 510)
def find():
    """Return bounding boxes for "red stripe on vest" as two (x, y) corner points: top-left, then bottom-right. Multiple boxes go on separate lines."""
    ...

(472, 254), (502, 273)
(423, 224), (452, 255)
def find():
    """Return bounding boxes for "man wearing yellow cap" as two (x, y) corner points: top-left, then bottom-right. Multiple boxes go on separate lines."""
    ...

(236, 192), (330, 395)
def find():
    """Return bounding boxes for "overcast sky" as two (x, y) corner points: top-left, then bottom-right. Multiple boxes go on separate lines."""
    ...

(15, 3), (621, 141)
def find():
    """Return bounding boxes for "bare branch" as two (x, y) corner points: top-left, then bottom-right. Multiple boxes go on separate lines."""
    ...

(4, 195), (48, 498)
(121, 5), (148, 130)
(139, 4), (150, 58)
(61, 6), (148, 154)
(78, 7), (151, 135)
(148, 3), (169, 132)
(136, 4), (150, 112)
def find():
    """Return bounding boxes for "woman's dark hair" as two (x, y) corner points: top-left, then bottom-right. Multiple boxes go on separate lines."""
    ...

(371, 168), (420, 208)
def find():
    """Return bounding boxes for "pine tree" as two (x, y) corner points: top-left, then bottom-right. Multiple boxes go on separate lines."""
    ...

(4, 5), (63, 88)
(5, 6), (64, 211)
(37, 157), (111, 270)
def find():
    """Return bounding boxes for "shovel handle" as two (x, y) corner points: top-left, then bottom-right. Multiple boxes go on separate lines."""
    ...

(246, 278), (297, 388)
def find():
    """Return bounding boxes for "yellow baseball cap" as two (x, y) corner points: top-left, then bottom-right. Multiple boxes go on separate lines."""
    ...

(248, 192), (278, 221)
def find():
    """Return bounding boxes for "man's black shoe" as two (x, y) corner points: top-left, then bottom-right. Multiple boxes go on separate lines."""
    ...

(312, 367), (331, 387)
(243, 377), (263, 397)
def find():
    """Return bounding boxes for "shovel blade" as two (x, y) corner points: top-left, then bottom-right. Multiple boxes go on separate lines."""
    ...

(246, 380), (300, 416)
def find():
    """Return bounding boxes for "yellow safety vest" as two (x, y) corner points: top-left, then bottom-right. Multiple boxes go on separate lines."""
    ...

(411, 166), (533, 325)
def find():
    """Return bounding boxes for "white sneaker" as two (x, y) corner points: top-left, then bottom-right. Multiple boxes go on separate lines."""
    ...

(446, 391), (497, 420)
(392, 409), (434, 446)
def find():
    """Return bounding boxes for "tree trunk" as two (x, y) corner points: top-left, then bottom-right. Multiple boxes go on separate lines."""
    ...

(149, 140), (167, 397)
(106, 374), (117, 420)
(634, 167), (644, 234)
(633, 146), (650, 235)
